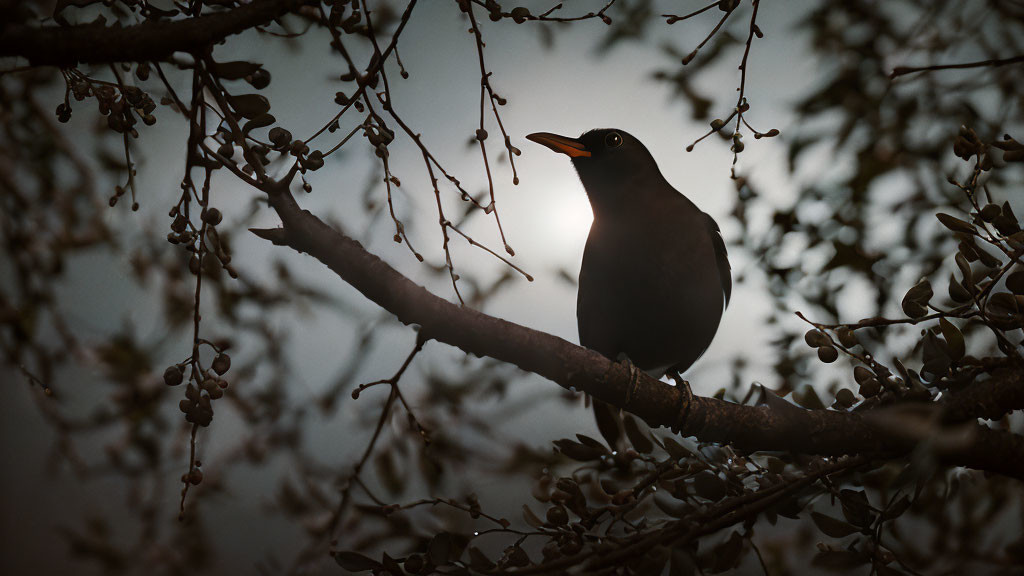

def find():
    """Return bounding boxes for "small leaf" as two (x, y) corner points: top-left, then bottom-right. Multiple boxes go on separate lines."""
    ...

(554, 438), (606, 461)
(576, 433), (610, 451)
(832, 388), (855, 409)
(955, 252), (974, 288)
(1007, 271), (1024, 295)
(812, 549), (868, 570)
(938, 318), (965, 361)
(593, 401), (622, 449)
(853, 366), (873, 384)
(936, 213), (977, 235)
(522, 504), (544, 528)
(902, 279), (932, 318)
(811, 511), (860, 538)
(467, 547), (495, 571)
(624, 415), (654, 454)
(428, 532), (454, 565)
(948, 273), (972, 303)
(921, 330), (952, 376)
(818, 345), (839, 363)
(662, 437), (692, 460)
(692, 471), (727, 501)
(228, 93), (271, 119)
(905, 278), (933, 303)
(210, 61), (262, 80)
(670, 548), (696, 576)
(881, 495), (912, 522)
(334, 551), (381, 572)
(381, 553), (403, 575)
(242, 113), (275, 135)
(793, 385), (825, 410)
(804, 329), (830, 348)
(709, 531), (743, 572)
(839, 489), (874, 528)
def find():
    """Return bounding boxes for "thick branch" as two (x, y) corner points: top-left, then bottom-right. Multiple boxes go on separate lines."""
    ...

(942, 366), (1024, 422)
(0, 0), (305, 66)
(254, 189), (1024, 479)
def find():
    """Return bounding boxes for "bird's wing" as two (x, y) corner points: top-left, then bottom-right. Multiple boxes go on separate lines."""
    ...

(576, 230), (618, 358)
(705, 213), (732, 306)
(576, 241), (602, 351)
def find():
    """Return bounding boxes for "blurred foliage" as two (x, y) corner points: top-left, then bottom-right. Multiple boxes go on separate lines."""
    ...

(1, 0), (1023, 574)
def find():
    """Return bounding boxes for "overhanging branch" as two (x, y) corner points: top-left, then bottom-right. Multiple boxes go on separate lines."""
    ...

(0, 0), (306, 66)
(254, 188), (1024, 480)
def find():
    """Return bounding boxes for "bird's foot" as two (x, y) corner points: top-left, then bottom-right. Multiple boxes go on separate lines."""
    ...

(667, 372), (691, 393)
(667, 372), (693, 433)
(615, 354), (642, 408)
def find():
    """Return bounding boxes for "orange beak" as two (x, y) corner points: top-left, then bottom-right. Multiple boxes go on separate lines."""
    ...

(526, 132), (591, 158)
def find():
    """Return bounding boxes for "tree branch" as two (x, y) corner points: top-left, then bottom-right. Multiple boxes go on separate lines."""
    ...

(890, 54), (1024, 78)
(253, 189), (1024, 479)
(0, 0), (306, 66)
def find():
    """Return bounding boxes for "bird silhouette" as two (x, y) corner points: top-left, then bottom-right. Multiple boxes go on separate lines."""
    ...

(527, 129), (731, 384)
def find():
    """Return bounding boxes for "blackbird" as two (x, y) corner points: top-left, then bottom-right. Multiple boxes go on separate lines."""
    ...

(527, 129), (731, 379)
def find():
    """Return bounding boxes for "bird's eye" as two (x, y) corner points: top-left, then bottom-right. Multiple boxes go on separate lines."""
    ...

(605, 132), (623, 148)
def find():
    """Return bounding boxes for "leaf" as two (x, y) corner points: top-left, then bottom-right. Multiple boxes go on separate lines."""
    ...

(853, 366), (873, 384)
(922, 330), (952, 376)
(793, 385), (825, 410)
(653, 492), (691, 517)
(624, 415), (654, 454)
(811, 512), (860, 537)
(662, 437), (692, 460)
(993, 207), (1021, 235)
(243, 113), (275, 135)
(575, 433), (608, 450)
(812, 549), (868, 570)
(764, 456), (786, 474)
(692, 471), (727, 502)
(553, 438), (606, 461)
(592, 401), (622, 450)
(881, 495), (912, 522)
(955, 252), (973, 288)
(948, 273), (972, 303)
(938, 318), (965, 361)
(670, 548), (696, 576)
(1007, 271), (1024, 295)
(333, 551), (381, 572)
(467, 546), (495, 571)
(831, 388), (855, 409)
(228, 93), (271, 119)
(901, 279), (932, 319)
(839, 489), (874, 528)
(804, 329), (830, 348)
(902, 300), (927, 319)
(428, 532), (454, 565)
(55, 0), (103, 16)
(381, 552), (403, 575)
(936, 213), (977, 235)
(521, 504), (544, 528)
(211, 61), (262, 80)
(906, 278), (934, 302)
(708, 531), (743, 573)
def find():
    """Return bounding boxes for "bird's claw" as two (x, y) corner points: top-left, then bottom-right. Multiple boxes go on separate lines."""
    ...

(667, 372), (693, 433)
(616, 354), (642, 408)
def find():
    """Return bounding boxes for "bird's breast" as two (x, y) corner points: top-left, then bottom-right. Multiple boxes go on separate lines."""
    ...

(578, 210), (724, 373)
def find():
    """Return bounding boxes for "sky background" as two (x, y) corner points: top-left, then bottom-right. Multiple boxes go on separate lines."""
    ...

(0, 1), (881, 573)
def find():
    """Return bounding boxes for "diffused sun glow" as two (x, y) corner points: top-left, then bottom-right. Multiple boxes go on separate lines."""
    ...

(546, 188), (593, 250)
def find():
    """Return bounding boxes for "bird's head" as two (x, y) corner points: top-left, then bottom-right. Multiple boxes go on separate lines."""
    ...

(526, 128), (665, 211)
